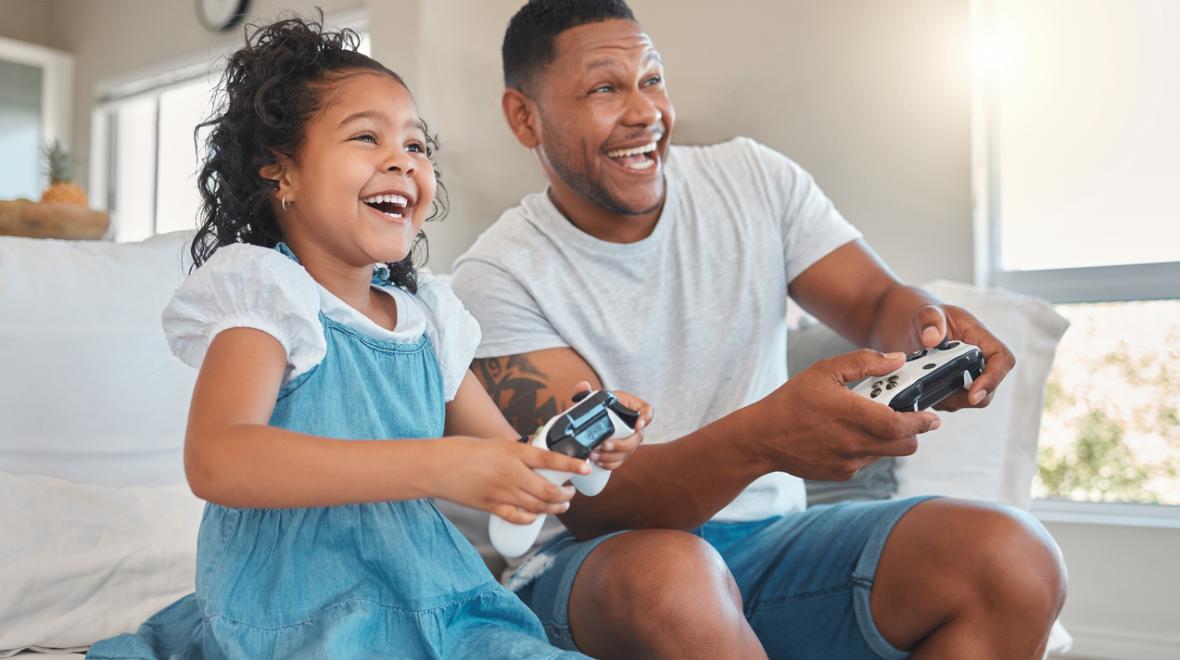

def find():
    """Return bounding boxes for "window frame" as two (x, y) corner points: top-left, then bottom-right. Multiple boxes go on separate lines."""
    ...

(89, 8), (369, 239)
(0, 36), (74, 194)
(970, 0), (1180, 519)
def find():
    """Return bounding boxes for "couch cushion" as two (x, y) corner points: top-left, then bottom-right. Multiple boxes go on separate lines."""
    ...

(0, 232), (194, 487)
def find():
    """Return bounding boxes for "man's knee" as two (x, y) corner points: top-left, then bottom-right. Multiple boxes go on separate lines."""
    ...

(906, 500), (1067, 618)
(572, 529), (744, 642)
(963, 504), (1068, 618)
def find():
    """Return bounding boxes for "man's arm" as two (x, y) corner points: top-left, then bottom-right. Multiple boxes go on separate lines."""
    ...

(789, 239), (1015, 411)
(472, 348), (776, 538)
(472, 345), (928, 539)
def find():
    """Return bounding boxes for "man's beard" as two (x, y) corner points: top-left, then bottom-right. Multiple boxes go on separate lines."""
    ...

(540, 114), (663, 217)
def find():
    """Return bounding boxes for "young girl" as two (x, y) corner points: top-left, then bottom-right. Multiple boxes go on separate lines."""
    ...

(88, 16), (650, 659)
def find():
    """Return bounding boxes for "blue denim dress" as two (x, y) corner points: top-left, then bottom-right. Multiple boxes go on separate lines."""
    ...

(88, 260), (581, 659)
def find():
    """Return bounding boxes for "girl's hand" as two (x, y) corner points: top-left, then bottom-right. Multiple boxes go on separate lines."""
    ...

(571, 382), (654, 471)
(435, 436), (591, 525)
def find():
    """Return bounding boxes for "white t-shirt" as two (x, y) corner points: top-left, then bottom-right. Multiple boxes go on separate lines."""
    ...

(161, 243), (479, 401)
(452, 137), (862, 524)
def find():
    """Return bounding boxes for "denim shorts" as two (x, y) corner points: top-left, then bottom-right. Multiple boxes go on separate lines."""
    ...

(512, 496), (938, 658)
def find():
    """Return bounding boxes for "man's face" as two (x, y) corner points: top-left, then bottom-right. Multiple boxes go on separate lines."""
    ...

(531, 19), (675, 216)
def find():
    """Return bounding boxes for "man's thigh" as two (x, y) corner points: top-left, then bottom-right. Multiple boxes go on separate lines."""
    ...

(511, 496), (935, 657)
(704, 496), (937, 659)
(510, 531), (624, 651)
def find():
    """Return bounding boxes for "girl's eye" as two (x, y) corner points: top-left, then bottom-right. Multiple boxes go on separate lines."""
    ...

(406, 142), (425, 154)
(353, 133), (377, 144)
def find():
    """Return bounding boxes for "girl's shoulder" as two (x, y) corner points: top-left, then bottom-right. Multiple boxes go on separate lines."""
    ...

(380, 271), (481, 402)
(200, 243), (316, 286)
(400, 270), (477, 340)
(162, 243), (325, 377)
(181, 243), (319, 305)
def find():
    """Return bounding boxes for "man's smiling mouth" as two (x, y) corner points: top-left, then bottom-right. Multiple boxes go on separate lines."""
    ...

(605, 141), (658, 171)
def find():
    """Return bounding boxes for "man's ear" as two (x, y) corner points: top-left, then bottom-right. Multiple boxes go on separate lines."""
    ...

(259, 157), (295, 205)
(502, 87), (541, 149)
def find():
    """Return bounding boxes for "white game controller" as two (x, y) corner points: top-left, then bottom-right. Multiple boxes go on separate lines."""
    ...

(488, 390), (640, 558)
(852, 340), (986, 412)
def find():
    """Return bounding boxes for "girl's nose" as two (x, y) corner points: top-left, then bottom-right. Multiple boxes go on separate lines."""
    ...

(384, 152), (415, 176)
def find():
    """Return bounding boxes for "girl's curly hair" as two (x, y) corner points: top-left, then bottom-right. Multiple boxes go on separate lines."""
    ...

(191, 12), (447, 293)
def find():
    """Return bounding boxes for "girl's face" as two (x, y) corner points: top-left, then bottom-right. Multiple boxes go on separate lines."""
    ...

(274, 71), (436, 268)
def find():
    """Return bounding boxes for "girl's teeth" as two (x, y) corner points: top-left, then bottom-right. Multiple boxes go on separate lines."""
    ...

(363, 193), (409, 206)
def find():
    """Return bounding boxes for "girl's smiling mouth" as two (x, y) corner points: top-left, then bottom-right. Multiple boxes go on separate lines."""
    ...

(362, 192), (413, 221)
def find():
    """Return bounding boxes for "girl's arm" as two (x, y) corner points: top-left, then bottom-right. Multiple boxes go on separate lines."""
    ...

(443, 370), (522, 438)
(185, 327), (587, 522)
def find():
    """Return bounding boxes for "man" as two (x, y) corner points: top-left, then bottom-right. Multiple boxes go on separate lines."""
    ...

(451, 1), (1067, 658)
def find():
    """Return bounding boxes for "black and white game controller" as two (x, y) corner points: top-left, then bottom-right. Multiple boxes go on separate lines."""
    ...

(488, 390), (640, 558)
(852, 341), (986, 412)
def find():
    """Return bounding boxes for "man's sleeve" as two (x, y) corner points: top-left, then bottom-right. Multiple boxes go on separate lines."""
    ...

(449, 258), (569, 359)
(749, 139), (863, 283)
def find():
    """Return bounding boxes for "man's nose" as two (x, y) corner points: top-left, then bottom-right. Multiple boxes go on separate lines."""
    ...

(621, 89), (663, 130)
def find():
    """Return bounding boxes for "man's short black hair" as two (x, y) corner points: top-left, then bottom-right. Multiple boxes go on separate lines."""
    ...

(502, 0), (636, 92)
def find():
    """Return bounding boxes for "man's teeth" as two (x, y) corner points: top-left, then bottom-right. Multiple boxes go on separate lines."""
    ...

(362, 193), (409, 206)
(606, 142), (657, 159)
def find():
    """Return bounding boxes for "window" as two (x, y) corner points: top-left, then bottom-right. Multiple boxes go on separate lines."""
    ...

(92, 27), (369, 242)
(0, 37), (73, 200)
(973, 0), (1180, 507)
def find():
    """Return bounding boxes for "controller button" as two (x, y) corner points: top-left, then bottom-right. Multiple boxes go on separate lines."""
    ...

(886, 382), (898, 390)
(571, 390), (591, 403)
(873, 381), (884, 388)
(906, 349), (928, 362)
(887, 375), (900, 382)
(941, 340), (960, 350)
(923, 363), (936, 370)
(871, 388), (882, 398)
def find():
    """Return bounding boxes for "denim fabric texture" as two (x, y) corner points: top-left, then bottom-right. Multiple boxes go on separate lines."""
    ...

(88, 246), (582, 659)
(516, 496), (938, 658)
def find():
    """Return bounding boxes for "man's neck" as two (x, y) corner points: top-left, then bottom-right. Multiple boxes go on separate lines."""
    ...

(546, 185), (665, 244)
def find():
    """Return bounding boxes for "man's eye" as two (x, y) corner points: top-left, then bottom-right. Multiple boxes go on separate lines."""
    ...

(590, 85), (613, 94)
(644, 75), (663, 87)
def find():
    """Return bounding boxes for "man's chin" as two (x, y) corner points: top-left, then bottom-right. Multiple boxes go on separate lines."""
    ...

(600, 178), (665, 216)
(612, 191), (664, 216)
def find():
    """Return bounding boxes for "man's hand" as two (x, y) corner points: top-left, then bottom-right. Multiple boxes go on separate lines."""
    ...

(754, 349), (942, 481)
(907, 303), (1016, 411)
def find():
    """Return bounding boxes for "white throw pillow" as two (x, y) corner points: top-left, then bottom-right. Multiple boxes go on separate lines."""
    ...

(893, 280), (1070, 509)
(0, 472), (203, 655)
(0, 232), (194, 487)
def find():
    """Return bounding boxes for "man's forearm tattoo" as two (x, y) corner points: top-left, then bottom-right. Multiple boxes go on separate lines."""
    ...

(472, 356), (559, 436)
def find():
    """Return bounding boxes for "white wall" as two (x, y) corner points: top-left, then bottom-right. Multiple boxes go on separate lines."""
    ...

(1046, 521), (1180, 659)
(38, 0), (363, 195)
(374, 0), (974, 281)
(0, 0), (51, 46)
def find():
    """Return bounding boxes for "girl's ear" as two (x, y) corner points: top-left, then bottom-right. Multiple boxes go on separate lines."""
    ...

(502, 88), (540, 149)
(259, 157), (296, 205)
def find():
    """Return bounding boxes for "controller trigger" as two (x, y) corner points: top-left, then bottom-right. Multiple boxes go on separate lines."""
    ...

(571, 390), (591, 403)
(607, 399), (641, 429)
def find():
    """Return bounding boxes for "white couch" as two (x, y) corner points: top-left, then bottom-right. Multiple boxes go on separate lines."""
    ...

(0, 231), (1073, 656)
